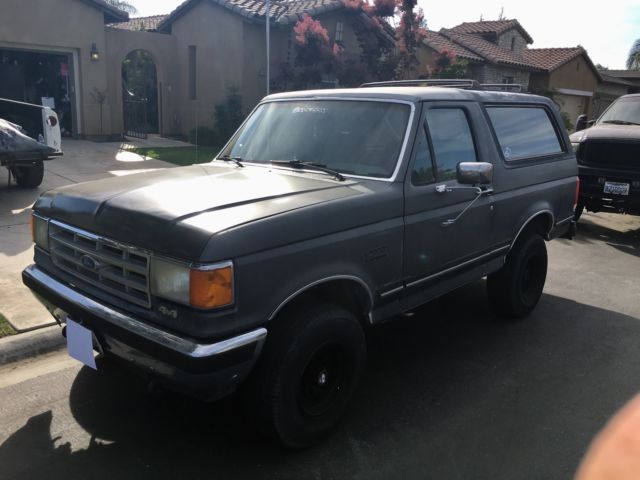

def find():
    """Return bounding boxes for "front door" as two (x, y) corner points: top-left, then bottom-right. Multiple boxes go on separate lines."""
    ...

(401, 101), (496, 308)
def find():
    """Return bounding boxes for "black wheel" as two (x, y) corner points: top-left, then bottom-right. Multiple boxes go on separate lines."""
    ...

(11, 162), (44, 188)
(574, 203), (584, 222)
(487, 233), (548, 319)
(244, 301), (366, 449)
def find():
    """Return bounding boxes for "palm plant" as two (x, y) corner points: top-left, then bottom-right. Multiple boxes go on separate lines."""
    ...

(626, 39), (640, 69)
(105, 0), (137, 15)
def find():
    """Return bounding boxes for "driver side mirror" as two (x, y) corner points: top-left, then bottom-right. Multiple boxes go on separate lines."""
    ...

(457, 162), (493, 185)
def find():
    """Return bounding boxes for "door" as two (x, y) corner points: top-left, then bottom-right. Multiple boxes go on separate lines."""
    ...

(401, 102), (496, 306)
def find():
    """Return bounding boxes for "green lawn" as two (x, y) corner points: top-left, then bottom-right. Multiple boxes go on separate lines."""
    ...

(130, 146), (222, 166)
(0, 313), (16, 338)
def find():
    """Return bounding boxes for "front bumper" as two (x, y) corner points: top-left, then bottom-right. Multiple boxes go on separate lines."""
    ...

(22, 264), (267, 400)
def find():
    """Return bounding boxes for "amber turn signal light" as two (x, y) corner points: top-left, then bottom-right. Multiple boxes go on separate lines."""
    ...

(189, 266), (234, 309)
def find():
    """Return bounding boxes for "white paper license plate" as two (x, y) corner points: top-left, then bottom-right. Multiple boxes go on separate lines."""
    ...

(603, 181), (630, 196)
(66, 318), (97, 370)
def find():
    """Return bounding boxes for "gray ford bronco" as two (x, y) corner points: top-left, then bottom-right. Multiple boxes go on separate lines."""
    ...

(23, 81), (578, 448)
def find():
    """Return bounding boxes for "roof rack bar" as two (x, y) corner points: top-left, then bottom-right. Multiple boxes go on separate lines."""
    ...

(480, 83), (523, 92)
(359, 79), (481, 89)
(359, 79), (526, 93)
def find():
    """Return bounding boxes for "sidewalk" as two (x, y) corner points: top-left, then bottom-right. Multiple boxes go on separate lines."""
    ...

(0, 136), (182, 333)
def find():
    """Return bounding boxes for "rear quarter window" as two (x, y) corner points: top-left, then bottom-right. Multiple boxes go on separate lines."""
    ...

(486, 106), (564, 162)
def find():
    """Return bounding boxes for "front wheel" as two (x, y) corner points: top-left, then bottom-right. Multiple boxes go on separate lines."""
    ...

(487, 234), (548, 319)
(244, 301), (366, 449)
(11, 162), (44, 188)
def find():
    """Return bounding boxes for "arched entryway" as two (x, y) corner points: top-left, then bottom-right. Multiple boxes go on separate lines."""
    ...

(122, 50), (158, 138)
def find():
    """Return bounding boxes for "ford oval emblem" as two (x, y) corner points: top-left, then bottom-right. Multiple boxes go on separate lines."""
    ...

(81, 255), (99, 270)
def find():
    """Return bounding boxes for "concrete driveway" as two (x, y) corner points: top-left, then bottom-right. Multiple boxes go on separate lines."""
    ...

(0, 137), (179, 331)
(0, 211), (639, 479)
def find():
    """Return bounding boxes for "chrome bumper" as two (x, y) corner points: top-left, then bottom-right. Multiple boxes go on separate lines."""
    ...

(23, 264), (267, 360)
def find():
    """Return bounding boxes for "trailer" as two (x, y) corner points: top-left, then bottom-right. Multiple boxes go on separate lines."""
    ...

(0, 97), (62, 188)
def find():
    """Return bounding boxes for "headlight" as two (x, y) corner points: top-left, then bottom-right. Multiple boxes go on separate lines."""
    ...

(571, 142), (580, 153)
(30, 212), (49, 251)
(151, 258), (234, 309)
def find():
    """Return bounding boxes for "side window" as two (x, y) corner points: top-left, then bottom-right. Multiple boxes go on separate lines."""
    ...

(411, 125), (435, 185)
(425, 108), (477, 181)
(486, 106), (563, 161)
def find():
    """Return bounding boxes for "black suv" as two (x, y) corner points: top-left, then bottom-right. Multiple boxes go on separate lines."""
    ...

(571, 93), (640, 219)
(23, 82), (578, 447)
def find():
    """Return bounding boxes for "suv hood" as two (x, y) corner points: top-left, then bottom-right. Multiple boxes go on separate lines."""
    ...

(570, 123), (640, 143)
(35, 163), (362, 259)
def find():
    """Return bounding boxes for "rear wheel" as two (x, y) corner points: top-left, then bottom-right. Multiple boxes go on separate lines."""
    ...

(487, 234), (548, 319)
(11, 162), (44, 188)
(244, 301), (366, 449)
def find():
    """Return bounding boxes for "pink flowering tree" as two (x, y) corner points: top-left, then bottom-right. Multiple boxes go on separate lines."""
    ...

(426, 48), (468, 79)
(277, 0), (429, 88)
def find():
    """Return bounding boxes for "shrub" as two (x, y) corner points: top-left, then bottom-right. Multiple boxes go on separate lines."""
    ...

(213, 88), (243, 145)
(188, 126), (218, 146)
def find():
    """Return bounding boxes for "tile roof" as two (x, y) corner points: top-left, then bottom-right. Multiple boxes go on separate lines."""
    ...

(82, 0), (129, 22)
(440, 30), (541, 70)
(158, 0), (345, 29)
(108, 15), (168, 31)
(521, 47), (583, 71)
(422, 31), (483, 62)
(600, 73), (637, 87)
(422, 26), (600, 78)
(449, 19), (533, 44)
(606, 69), (640, 79)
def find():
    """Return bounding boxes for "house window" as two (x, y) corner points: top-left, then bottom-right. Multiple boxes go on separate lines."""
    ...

(502, 76), (514, 84)
(188, 45), (197, 100)
(335, 21), (344, 43)
(510, 37), (516, 51)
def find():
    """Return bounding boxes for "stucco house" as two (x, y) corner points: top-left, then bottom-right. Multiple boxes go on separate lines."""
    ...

(0, 0), (385, 139)
(419, 20), (601, 124)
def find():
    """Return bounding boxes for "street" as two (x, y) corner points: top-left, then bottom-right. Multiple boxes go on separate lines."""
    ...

(1, 212), (640, 480)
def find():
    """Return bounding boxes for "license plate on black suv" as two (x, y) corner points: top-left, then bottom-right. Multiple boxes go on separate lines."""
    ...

(604, 181), (630, 196)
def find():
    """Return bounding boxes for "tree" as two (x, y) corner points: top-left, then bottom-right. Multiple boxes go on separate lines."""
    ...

(277, 0), (427, 88)
(105, 0), (137, 15)
(426, 49), (468, 79)
(395, 0), (427, 78)
(627, 39), (640, 70)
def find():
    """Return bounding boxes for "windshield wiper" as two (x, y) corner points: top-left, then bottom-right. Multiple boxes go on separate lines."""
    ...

(602, 120), (640, 126)
(218, 154), (245, 167)
(270, 160), (345, 181)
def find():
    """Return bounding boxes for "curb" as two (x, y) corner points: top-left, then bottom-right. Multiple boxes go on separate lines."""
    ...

(0, 325), (66, 366)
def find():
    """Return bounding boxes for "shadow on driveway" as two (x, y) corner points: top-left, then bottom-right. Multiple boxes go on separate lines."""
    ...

(2, 282), (640, 480)
(574, 215), (640, 258)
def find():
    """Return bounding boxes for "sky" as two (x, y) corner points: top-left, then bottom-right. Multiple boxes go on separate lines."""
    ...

(131, 0), (640, 69)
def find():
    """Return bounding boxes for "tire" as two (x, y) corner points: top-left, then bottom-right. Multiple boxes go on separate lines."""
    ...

(487, 233), (548, 319)
(244, 301), (366, 449)
(12, 162), (44, 188)
(574, 203), (584, 222)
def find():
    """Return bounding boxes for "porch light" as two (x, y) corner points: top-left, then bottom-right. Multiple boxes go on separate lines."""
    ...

(90, 43), (100, 61)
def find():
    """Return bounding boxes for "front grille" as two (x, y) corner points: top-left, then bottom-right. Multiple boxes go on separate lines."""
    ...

(49, 221), (151, 308)
(580, 140), (640, 172)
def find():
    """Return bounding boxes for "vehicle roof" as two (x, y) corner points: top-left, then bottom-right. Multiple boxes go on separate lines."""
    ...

(263, 86), (556, 107)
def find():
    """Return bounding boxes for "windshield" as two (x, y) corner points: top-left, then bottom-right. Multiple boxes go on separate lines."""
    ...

(599, 96), (640, 125)
(220, 100), (411, 178)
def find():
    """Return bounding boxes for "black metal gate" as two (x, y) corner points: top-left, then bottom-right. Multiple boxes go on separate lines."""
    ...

(123, 99), (150, 139)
